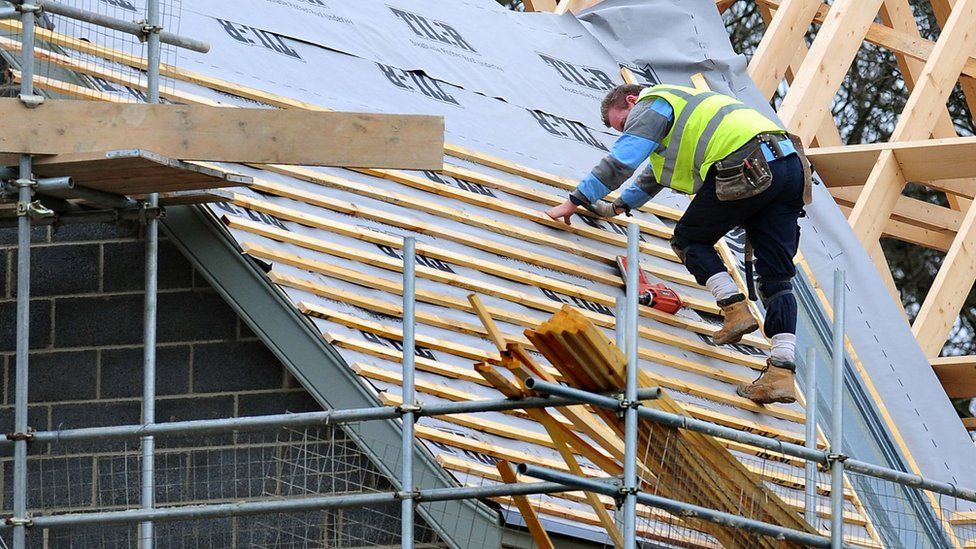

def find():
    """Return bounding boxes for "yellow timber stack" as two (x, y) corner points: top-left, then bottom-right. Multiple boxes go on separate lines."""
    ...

(524, 304), (819, 548)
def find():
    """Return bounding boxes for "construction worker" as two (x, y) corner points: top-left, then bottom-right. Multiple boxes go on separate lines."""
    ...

(546, 83), (812, 405)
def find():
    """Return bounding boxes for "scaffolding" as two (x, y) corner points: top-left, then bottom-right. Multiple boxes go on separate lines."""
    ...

(1, 2), (976, 548)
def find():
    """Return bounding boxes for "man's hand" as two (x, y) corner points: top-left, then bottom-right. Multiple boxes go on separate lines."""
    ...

(545, 199), (578, 226)
(586, 200), (624, 218)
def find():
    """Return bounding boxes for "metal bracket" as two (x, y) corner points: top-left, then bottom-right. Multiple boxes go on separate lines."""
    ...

(826, 453), (848, 464)
(6, 427), (35, 442)
(4, 515), (32, 527)
(394, 490), (421, 502)
(136, 18), (163, 42)
(396, 404), (423, 414)
(18, 93), (44, 108)
(16, 3), (42, 14)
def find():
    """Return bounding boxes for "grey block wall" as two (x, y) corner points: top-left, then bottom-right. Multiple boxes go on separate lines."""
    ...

(0, 221), (442, 548)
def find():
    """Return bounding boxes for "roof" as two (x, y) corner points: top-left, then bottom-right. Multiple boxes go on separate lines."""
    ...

(9, 0), (976, 546)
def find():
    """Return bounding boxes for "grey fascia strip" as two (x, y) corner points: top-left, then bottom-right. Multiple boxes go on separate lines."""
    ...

(794, 269), (951, 547)
(161, 205), (502, 549)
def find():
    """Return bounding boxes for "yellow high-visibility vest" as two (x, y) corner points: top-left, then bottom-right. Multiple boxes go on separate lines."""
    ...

(639, 84), (785, 194)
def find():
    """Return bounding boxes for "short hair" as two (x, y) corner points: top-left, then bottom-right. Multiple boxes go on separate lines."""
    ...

(600, 84), (644, 127)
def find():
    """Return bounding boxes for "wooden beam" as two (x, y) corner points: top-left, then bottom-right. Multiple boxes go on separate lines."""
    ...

(836, 203), (955, 251)
(829, 186), (963, 234)
(0, 98), (444, 169)
(808, 137), (976, 186)
(748, 0), (822, 99)
(776, 0), (883, 144)
(848, 0), (976, 249)
(523, 0), (557, 11)
(495, 461), (556, 549)
(931, 356), (976, 398)
(964, 418), (976, 432)
(756, 0), (976, 80)
(21, 150), (252, 196)
(912, 198), (976, 356)
(879, 0), (973, 211)
(756, 3), (845, 148)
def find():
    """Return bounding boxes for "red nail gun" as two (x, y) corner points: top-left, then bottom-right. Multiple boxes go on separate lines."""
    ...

(616, 256), (683, 314)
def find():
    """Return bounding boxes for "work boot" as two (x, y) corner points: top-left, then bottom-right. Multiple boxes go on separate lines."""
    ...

(736, 359), (797, 404)
(713, 294), (759, 345)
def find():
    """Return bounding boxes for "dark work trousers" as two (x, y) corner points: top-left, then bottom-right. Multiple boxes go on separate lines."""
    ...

(671, 154), (805, 338)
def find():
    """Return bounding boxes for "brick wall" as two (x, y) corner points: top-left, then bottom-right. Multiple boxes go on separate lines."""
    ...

(0, 221), (438, 547)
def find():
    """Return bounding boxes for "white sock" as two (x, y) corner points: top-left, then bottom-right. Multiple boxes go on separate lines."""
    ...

(770, 333), (796, 364)
(705, 272), (739, 302)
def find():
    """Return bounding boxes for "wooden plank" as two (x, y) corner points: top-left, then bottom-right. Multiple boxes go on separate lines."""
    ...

(525, 307), (818, 547)
(440, 163), (673, 240)
(0, 98), (444, 169)
(913, 199), (976, 356)
(848, 0), (976, 248)
(776, 0), (882, 144)
(931, 356), (976, 398)
(335, 330), (807, 447)
(523, 0), (557, 11)
(756, 0), (976, 80)
(228, 194), (755, 345)
(830, 187), (963, 234)
(356, 168), (682, 264)
(467, 294), (509, 352)
(835, 198), (956, 253)
(748, 0), (822, 98)
(755, 3), (845, 148)
(25, 150), (252, 195)
(239, 221), (723, 359)
(495, 461), (556, 549)
(3, 21), (683, 232)
(232, 173), (625, 289)
(964, 418), (976, 432)
(257, 165), (702, 289)
(879, 0), (973, 212)
(809, 138), (976, 186)
(257, 261), (802, 423)
(474, 361), (624, 548)
(0, 36), (221, 108)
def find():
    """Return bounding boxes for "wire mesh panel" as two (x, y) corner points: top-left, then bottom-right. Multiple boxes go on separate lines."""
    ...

(0, 424), (447, 548)
(0, 0), (181, 102)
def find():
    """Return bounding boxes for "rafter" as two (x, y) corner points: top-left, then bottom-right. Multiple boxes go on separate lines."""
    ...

(756, 0), (976, 80)
(748, 0), (821, 99)
(756, 3), (845, 148)
(775, 0), (883, 144)
(523, 0), (557, 11)
(847, 0), (976, 249)
(931, 356), (976, 399)
(912, 199), (976, 356)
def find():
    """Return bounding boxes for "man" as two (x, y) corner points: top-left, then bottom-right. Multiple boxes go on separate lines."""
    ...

(546, 83), (811, 405)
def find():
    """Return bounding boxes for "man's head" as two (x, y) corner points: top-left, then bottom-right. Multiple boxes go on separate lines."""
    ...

(600, 84), (644, 132)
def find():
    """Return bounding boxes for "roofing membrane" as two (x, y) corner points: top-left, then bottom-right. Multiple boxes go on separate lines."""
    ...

(23, 0), (976, 546)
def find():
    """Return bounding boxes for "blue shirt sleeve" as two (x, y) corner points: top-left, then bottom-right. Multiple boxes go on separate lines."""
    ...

(571, 98), (674, 206)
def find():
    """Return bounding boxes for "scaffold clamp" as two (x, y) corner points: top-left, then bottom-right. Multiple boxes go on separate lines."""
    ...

(6, 427), (35, 442)
(4, 515), (32, 527)
(395, 490), (421, 501)
(137, 18), (164, 42)
(826, 453), (848, 464)
(396, 403), (422, 415)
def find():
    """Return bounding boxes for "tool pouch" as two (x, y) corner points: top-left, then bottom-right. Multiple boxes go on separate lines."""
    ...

(714, 141), (771, 201)
(788, 133), (814, 205)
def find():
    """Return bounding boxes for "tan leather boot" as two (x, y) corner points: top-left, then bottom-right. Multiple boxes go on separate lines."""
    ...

(737, 359), (797, 404)
(713, 295), (759, 345)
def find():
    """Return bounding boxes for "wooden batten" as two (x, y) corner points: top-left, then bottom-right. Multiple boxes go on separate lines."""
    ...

(0, 98), (444, 169)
